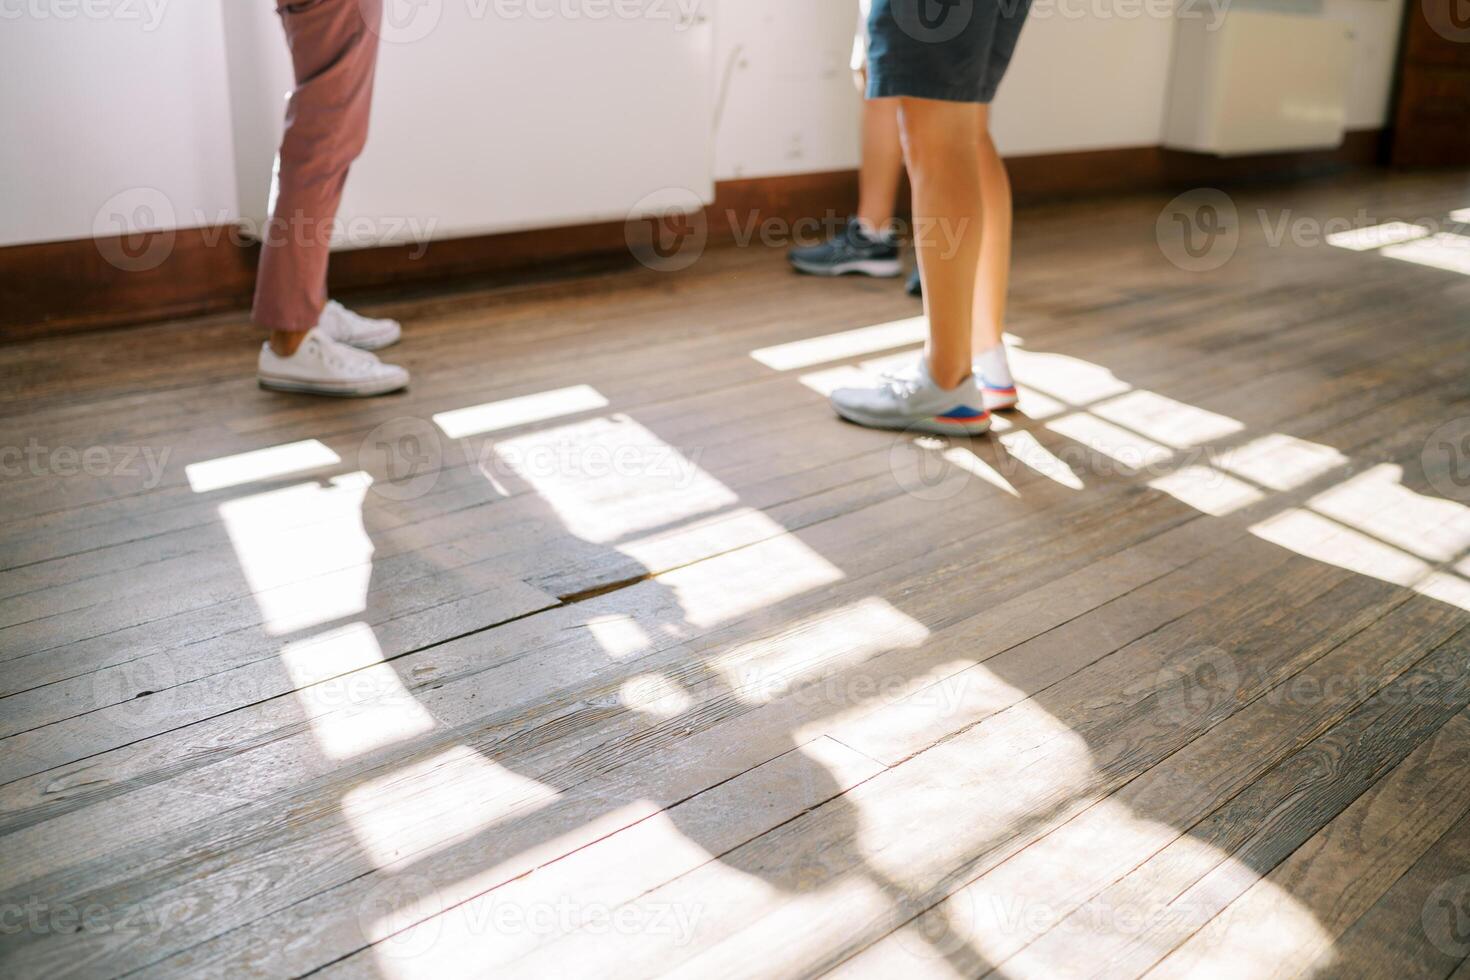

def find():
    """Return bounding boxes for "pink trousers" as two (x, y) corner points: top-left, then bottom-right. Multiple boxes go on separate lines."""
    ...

(252, 0), (382, 333)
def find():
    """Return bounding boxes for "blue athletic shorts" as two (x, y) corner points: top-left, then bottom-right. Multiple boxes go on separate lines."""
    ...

(866, 0), (1032, 104)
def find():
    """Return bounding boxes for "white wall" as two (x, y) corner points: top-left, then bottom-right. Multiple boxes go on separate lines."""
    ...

(0, 0), (239, 248)
(1324, 0), (1407, 129)
(991, 6), (1181, 156)
(0, 0), (1407, 248)
(226, 1), (716, 243)
(715, 0), (1407, 171)
(712, 3), (862, 179)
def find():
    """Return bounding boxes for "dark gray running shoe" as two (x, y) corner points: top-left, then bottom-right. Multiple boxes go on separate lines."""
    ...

(788, 218), (902, 278)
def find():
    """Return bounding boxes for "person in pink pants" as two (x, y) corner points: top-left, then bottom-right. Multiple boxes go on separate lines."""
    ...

(254, 0), (410, 397)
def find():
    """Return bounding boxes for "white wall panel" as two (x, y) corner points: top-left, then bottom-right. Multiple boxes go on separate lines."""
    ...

(0, 0), (1412, 249)
(225, 0), (717, 246)
(712, 2), (863, 179)
(0, 1), (239, 247)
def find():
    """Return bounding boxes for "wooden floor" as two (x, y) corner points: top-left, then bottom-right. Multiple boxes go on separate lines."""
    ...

(3, 170), (1470, 980)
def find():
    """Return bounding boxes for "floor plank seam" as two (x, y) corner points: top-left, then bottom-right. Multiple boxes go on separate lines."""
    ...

(0, 596), (563, 794)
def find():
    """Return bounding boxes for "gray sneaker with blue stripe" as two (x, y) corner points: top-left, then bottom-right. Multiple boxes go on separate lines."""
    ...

(830, 358), (992, 435)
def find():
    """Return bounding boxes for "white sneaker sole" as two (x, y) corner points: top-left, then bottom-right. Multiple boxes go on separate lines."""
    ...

(790, 256), (903, 278)
(832, 405), (992, 436)
(258, 372), (408, 397)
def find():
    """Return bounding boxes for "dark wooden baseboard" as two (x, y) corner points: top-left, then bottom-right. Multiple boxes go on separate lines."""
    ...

(1007, 128), (1386, 202)
(0, 130), (1382, 341)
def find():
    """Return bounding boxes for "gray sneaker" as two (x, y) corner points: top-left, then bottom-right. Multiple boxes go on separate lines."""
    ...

(788, 218), (903, 278)
(830, 358), (992, 435)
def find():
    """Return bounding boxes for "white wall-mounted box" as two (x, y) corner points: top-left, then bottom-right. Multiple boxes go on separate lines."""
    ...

(1164, 10), (1356, 156)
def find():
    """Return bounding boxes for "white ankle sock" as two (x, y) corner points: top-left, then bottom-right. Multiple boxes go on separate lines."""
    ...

(975, 344), (1014, 389)
(854, 217), (894, 243)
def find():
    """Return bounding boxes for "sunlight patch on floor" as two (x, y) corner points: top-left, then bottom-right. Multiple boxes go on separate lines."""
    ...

(434, 385), (609, 439)
(865, 797), (1334, 980)
(795, 349), (921, 397)
(653, 527), (845, 629)
(712, 597), (930, 707)
(1149, 466), (1265, 517)
(1090, 390), (1245, 449)
(810, 657), (1028, 764)
(489, 414), (734, 545)
(1044, 414), (1172, 474)
(217, 472), (374, 634)
(619, 672), (696, 719)
(1416, 572), (1470, 611)
(796, 364), (869, 397)
(1324, 221), (1429, 252)
(1251, 508), (1431, 588)
(343, 744), (557, 869)
(1011, 385), (1068, 421)
(942, 446), (1020, 497)
(1307, 464), (1470, 563)
(281, 623), (436, 760)
(587, 614), (652, 659)
(1216, 433), (1347, 492)
(186, 438), (340, 493)
(475, 402), (845, 630)
(751, 317), (927, 371)
(1381, 232), (1470, 276)
(366, 806), (714, 977)
(996, 431), (1084, 490)
(1010, 350), (1132, 406)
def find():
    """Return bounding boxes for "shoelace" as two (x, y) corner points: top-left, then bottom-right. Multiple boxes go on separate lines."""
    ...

(881, 363), (1005, 392)
(879, 362), (923, 385)
(311, 337), (378, 374)
(324, 302), (371, 343)
(882, 372), (923, 399)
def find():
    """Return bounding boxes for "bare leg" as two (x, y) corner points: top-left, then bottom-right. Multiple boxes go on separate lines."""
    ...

(851, 64), (904, 232)
(897, 98), (984, 390)
(856, 97), (904, 232)
(973, 104), (1013, 353)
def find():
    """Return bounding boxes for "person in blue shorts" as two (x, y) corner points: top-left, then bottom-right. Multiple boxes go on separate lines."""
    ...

(828, 0), (1031, 435)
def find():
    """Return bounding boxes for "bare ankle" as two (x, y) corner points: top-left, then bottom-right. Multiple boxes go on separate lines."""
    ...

(929, 364), (971, 391)
(269, 330), (306, 358)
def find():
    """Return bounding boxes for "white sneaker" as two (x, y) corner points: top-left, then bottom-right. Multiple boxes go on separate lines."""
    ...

(258, 328), (410, 397)
(883, 359), (1019, 412)
(831, 358), (991, 435)
(979, 380), (1019, 412)
(316, 300), (402, 351)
